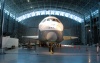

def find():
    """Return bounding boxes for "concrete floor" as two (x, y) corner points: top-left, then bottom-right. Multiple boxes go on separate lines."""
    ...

(0, 45), (100, 63)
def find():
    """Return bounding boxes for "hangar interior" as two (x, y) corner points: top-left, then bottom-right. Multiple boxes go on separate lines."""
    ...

(0, 0), (99, 45)
(0, 0), (99, 47)
(0, 0), (100, 63)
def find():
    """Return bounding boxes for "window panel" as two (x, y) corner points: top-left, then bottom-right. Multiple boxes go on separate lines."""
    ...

(16, 10), (84, 23)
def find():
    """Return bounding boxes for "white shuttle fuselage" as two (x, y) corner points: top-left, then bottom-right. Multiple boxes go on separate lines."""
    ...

(22, 16), (78, 43)
(38, 16), (64, 42)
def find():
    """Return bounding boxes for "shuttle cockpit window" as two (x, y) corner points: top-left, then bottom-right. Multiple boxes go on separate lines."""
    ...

(52, 19), (56, 21)
(45, 18), (60, 23)
(47, 19), (50, 21)
(52, 19), (60, 23)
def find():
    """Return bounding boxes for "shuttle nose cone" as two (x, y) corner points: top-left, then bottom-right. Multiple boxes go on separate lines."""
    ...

(46, 32), (57, 41)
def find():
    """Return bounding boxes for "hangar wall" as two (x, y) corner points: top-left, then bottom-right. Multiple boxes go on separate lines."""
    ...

(83, 16), (99, 45)
(3, 13), (19, 38)
(0, 12), (19, 49)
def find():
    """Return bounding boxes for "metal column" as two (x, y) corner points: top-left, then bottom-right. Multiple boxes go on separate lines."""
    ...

(90, 12), (93, 45)
(84, 16), (87, 45)
(0, 0), (5, 54)
(99, 2), (100, 44)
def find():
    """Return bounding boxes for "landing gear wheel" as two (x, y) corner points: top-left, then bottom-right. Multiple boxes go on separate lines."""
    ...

(49, 42), (54, 54)
(50, 46), (54, 54)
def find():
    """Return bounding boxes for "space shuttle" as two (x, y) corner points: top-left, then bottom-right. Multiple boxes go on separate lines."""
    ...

(22, 16), (78, 53)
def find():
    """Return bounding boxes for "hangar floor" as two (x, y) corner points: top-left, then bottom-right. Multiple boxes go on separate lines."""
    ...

(0, 45), (100, 63)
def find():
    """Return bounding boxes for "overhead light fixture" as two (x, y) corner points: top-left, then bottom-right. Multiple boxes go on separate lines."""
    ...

(30, 6), (33, 8)
(27, 0), (30, 2)
(88, 30), (91, 32)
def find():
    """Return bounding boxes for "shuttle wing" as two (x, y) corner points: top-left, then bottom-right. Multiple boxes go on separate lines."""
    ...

(22, 36), (38, 40)
(63, 36), (78, 40)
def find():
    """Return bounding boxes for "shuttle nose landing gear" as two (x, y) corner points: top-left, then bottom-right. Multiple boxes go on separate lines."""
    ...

(49, 42), (54, 54)
(50, 46), (54, 54)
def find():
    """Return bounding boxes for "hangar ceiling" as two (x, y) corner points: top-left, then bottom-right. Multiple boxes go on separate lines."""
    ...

(0, 0), (99, 21)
